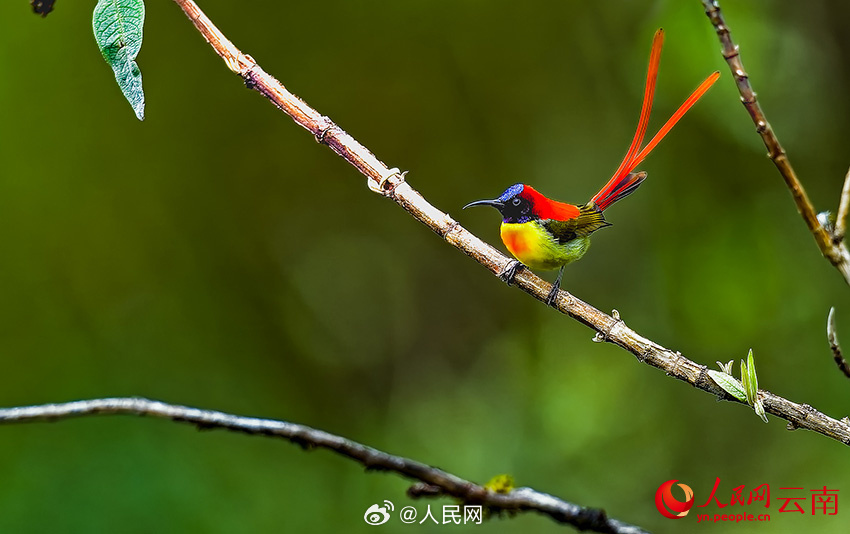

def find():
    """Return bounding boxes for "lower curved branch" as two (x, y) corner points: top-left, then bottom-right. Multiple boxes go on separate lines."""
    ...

(0, 397), (647, 534)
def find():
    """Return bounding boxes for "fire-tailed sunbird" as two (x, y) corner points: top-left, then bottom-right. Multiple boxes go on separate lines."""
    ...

(464, 29), (719, 305)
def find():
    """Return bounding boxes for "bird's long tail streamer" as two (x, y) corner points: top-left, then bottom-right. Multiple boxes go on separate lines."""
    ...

(592, 29), (719, 211)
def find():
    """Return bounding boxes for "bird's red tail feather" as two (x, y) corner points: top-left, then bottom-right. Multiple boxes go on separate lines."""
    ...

(592, 171), (646, 211)
(591, 29), (719, 211)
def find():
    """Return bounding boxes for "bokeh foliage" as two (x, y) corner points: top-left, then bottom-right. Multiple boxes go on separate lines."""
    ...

(1, 1), (849, 532)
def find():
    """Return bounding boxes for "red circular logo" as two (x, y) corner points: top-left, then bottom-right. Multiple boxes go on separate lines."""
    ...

(655, 479), (695, 519)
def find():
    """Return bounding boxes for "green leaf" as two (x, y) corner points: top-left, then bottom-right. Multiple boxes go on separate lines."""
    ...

(754, 399), (768, 424)
(745, 349), (758, 404)
(93, 0), (146, 120)
(708, 370), (747, 402)
(716, 360), (734, 375)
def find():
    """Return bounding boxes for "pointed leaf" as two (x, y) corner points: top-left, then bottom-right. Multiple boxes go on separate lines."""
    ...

(708, 370), (747, 402)
(740, 359), (753, 405)
(716, 360), (733, 375)
(746, 349), (758, 403)
(754, 399), (768, 423)
(93, 0), (146, 120)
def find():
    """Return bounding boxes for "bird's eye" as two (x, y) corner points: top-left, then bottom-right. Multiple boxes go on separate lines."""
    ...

(512, 198), (522, 206)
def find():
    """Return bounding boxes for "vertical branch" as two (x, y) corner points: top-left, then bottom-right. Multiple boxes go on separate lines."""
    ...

(701, 0), (850, 283)
(834, 167), (850, 242)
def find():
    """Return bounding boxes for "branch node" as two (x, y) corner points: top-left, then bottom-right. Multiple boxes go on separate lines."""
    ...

(443, 220), (462, 240)
(593, 313), (623, 344)
(314, 115), (336, 145)
(722, 45), (740, 60)
(367, 168), (407, 197)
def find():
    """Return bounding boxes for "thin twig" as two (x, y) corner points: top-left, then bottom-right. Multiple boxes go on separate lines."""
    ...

(0, 398), (647, 534)
(701, 0), (850, 282)
(834, 167), (850, 242)
(827, 307), (850, 379)
(163, 0), (850, 445)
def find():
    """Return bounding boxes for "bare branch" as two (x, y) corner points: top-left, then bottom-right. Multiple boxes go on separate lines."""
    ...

(0, 397), (647, 533)
(835, 167), (850, 242)
(827, 307), (850, 379)
(701, 0), (850, 283)
(162, 0), (850, 445)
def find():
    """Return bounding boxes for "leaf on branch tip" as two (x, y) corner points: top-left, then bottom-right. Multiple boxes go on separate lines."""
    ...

(484, 474), (515, 494)
(92, 0), (146, 120)
(31, 0), (56, 17)
(708, 370), (746, 402)
(716, 360), (734, 375)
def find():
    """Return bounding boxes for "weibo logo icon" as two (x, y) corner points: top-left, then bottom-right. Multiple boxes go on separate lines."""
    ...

(655, 479), (695, 519)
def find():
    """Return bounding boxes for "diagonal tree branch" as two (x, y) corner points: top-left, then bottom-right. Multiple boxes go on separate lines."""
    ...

(0, 397), (648, 534)
(701, 0), (850, 283)
(163, 0), (850, 445)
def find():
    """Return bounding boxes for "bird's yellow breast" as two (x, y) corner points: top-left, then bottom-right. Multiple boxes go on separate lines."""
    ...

(500, 221), (591, 271)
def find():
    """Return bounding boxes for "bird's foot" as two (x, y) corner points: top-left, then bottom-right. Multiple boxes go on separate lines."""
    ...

(499, 260), (523, 286)
(545, 281), (561, 307)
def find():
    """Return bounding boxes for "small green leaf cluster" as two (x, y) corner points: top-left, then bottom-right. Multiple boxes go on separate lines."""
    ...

(708, 349), (768, 423)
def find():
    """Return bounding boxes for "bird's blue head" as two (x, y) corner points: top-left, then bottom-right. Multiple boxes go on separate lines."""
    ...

(463, 183), (536, 223)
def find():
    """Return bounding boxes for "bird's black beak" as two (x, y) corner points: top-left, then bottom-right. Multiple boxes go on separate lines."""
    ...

(463, 199), (504, 211)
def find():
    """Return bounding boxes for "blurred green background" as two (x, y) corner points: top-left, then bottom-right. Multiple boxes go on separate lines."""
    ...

(1, 0), (849, 532)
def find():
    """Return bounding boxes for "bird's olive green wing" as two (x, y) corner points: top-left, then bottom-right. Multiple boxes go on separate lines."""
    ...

(542, 206), (609, 244)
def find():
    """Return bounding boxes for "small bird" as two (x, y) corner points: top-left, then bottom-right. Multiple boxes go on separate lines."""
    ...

(464, 29), (719, 305)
